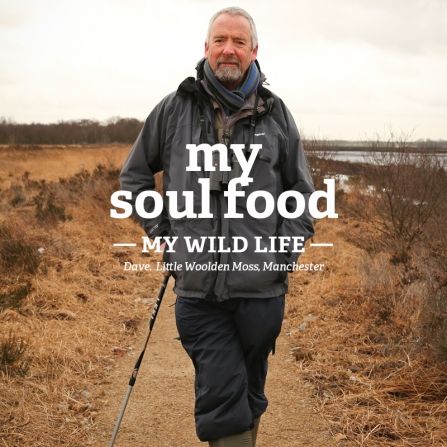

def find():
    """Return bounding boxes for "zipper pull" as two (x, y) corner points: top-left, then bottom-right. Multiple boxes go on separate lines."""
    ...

(223, 116), (230, 146)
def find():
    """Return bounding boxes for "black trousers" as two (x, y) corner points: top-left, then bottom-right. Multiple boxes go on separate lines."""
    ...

(175, 295), (285, 442)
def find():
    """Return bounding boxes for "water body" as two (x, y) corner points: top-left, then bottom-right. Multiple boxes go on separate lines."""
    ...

(329, 151), (447, 166)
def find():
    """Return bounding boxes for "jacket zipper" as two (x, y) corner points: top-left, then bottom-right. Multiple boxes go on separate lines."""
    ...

(223, 115), (230, 146)
(204, 104), (221, 300)
(204, 104), (267, 300)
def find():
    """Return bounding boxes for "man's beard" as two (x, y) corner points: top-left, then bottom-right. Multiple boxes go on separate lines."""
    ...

(214, 57), (242, 84)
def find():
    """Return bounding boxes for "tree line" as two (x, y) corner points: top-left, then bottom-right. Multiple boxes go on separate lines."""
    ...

(2, 116), (446, 149)
(0, 117), (144, 145)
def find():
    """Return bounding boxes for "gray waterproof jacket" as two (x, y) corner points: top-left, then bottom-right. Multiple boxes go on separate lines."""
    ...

(120, 62), (315, 301)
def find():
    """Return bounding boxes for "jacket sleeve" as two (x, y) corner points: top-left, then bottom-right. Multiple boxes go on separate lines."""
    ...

(273, 98), (315, 263)
(119, 94), (174, 240)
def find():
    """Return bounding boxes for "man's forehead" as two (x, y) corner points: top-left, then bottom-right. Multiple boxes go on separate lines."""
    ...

(209, 13), (252, 36)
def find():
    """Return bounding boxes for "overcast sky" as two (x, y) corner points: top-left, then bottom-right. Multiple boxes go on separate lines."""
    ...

(1, 0), (446, 140)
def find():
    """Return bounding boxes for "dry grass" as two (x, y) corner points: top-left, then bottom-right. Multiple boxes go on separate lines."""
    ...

(285, 216), (447, 446)
(0, 144), (131, 190)
(1, 145), (446, 446)
(0, 145), (163, 446)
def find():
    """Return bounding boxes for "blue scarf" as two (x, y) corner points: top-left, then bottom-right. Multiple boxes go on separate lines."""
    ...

(203, 60), (260, 113)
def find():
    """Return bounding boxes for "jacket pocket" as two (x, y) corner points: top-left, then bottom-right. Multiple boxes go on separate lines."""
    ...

(273, 251), (288, 284)
(168, 218), (216, 293)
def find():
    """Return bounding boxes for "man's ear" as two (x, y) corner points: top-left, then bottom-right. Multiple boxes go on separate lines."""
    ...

(205, 42), (209, 59)
(251, 44), (258, 62)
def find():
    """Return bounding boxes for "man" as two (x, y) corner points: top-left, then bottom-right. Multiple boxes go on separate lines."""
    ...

(120, 7), (314, 447)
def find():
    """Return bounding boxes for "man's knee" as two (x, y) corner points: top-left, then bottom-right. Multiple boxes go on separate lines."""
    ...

(235, 296), (285, 357)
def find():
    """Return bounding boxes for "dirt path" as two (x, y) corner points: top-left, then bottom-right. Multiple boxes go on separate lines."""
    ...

(90, 290), (341, 447)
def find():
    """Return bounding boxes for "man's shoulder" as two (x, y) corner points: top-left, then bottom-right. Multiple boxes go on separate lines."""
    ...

(260, 84), (288, 105)
(147, 83), (196, 120)
(161, 76), (204, 106)
(155, 90), (181, 109)
(258, 85), (290, 121)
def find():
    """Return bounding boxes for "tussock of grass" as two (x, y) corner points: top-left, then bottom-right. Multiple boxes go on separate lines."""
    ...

(0, 332), (31, 377)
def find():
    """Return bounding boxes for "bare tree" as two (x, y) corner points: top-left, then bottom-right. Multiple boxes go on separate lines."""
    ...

(360, 129), (447, 251)
(302, 135), (337, 191)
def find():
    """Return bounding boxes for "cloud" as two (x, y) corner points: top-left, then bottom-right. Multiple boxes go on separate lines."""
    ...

(0, 7), (27, 28)
(325, 0), (447, 55)
(262, 0), (447, 56)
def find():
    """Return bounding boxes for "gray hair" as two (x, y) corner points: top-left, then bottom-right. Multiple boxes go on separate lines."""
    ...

(206, 7), (258, 50)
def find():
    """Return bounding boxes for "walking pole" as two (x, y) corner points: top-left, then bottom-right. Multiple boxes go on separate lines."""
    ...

(108, 274), (170, 447)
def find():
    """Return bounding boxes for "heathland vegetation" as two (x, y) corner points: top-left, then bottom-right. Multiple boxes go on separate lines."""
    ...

(0, 135), (446, 446)
(301, 133), (447, 445)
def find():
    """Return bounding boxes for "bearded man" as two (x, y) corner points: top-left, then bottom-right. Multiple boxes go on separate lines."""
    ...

(120, 7), (314, 447)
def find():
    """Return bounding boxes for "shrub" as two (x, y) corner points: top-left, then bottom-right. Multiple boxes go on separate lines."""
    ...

(0, 282), (32, 309)
(0, 224), (41, 274)
(415, 242), (447, 359)
(9, 184), (26, 207)
(33, 191), (72, 224)
(0, 332), (31, 376)
(357, 130), (447, 254)
(93, 163), (120, 181)
(302, 136), (337, 191)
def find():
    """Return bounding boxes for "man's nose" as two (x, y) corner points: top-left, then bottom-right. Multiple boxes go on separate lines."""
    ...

(222, 41), (236, 55)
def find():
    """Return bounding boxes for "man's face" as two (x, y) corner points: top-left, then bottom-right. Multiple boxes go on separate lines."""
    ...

(205, 13), (258, 90)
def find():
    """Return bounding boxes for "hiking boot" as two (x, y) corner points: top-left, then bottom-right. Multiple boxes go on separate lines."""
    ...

(208, 431), (252, 446)
(251, 417), (261, 447)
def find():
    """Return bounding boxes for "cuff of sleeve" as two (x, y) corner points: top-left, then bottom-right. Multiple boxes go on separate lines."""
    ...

(149, 224), (171, 241)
